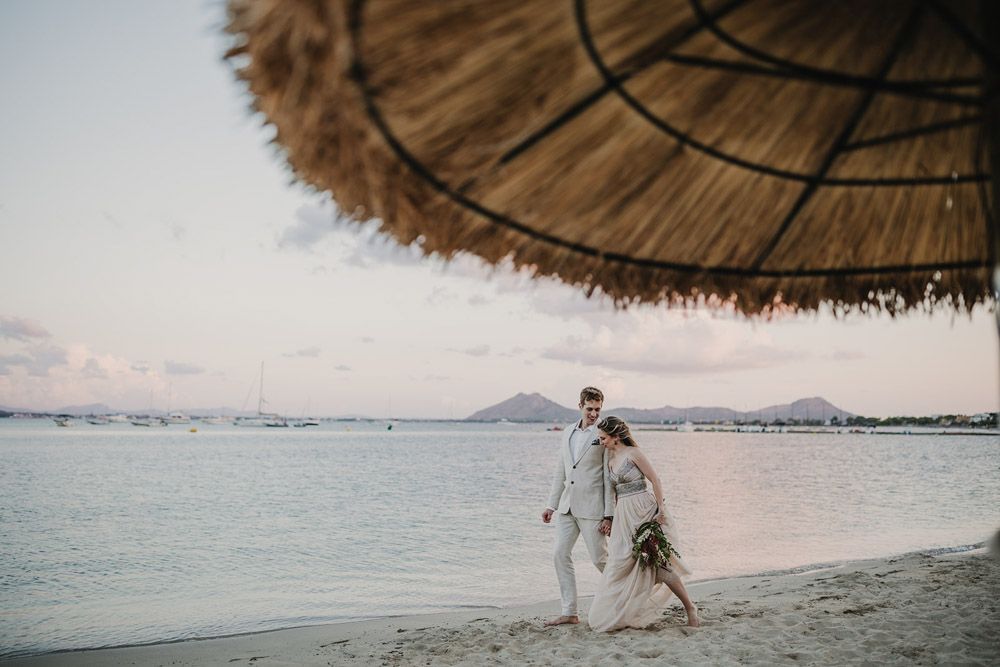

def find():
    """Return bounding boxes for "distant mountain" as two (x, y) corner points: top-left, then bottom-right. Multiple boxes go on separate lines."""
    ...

(466, 392), (578, 423)
(466, 394), (854, 424)
(0, 403), (260, 417)
(185, 407), (257, 418)
(611, 397), (853, 423)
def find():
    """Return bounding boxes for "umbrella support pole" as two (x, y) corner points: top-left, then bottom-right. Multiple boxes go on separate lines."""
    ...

(986, 0), (1000, 424)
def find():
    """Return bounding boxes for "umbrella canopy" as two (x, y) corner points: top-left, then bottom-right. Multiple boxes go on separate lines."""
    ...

(225, 0), (998, 315)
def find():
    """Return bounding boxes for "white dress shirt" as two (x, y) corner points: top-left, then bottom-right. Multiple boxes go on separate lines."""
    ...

(569, 421), (597, 462)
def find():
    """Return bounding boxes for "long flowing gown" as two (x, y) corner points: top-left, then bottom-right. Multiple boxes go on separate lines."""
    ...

(588, 457), (692, 632)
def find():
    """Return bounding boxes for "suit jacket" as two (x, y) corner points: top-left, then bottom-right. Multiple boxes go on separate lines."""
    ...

(546, 422), (614, 520)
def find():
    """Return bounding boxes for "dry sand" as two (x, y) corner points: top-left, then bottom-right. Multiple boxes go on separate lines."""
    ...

(6, 551), (997, 666)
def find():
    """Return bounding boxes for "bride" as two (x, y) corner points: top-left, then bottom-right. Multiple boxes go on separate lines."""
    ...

(588, 416), (699, 632)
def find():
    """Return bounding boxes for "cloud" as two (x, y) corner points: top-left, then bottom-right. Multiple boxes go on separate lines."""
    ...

(164, 361), (205, 375)
(0, 315), (51, 341)
(278, 202), (338, 251)
(335, 364), (352, 371)
(82, 358), (108, 380)
(284, 347), (321, 358)
(24, 344), (69, 377)
(525, 284), (613, 320)
(0, 345), (178, 412)
(427, 286), (456, 305)
(468, 294), (493, 306)
(829, 349), (866, 361)
(462, 345), (490, 357)
(541, 310), (800, 375)
(279, 202), (432, 268)
(361, 336), (375, 344)
(0, 353), (31, 375)
(341, 224), (424, 269)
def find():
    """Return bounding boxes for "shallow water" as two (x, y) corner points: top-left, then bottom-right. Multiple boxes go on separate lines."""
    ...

(1, 420), (996, 658)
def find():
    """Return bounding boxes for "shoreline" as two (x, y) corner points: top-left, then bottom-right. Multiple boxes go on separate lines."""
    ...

(5, 548), (997, 666)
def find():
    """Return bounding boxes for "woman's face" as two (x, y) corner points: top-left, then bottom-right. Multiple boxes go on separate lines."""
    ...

(598, 430), (616, 449)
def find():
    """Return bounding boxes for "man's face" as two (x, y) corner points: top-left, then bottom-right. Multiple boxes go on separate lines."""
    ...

(580, 399), (602, 427)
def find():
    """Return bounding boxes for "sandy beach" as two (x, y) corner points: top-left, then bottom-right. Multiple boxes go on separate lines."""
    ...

(6, 550), (997, 666)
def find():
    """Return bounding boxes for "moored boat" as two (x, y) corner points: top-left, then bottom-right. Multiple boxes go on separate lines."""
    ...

(131, 418), (167, 427)
(162, 412), (191, 424)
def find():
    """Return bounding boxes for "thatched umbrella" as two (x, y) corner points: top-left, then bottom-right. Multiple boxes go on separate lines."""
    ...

(225, 0), (998, 316)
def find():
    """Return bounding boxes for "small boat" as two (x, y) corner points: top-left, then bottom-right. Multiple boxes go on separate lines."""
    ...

(87, 417), (109, 425)
(54, 418), (75, 427)
(235, 417), (287, 427)
(201, 416), (234, 425)
(106, 414), (130, 423)
(162, 385), (190, 423)
(132, 418), (167, 427)
(162, 412), (191, 424)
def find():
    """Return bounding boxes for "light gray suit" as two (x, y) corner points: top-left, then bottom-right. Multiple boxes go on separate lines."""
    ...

(546, 422), (614, 616)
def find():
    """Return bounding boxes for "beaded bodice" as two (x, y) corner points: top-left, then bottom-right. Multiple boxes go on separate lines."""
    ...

(610, 457), (647, 497)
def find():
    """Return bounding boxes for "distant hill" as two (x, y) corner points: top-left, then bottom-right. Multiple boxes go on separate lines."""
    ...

(0, 403), (260, 417)
(466, 394), (854, 424)
(612, 397), (853, 423)
(466, 392), (578, 423)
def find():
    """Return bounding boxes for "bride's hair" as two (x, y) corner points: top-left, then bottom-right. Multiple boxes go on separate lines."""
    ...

(597, 415), (636, 447)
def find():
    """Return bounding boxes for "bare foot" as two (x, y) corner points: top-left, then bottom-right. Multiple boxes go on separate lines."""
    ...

(544, 615), (579, 626)
(686, 607), (700, 627)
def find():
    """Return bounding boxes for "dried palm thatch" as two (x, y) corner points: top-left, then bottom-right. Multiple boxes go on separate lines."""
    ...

(225, 0), (999, 316)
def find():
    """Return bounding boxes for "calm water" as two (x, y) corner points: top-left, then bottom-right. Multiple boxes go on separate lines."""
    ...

(1, 420), (997, 658)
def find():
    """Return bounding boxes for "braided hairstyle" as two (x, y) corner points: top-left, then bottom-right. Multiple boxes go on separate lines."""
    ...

(597, 415), (637, 447)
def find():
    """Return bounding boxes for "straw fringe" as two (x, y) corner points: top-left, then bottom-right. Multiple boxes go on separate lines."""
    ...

(226, 0), (994, 317)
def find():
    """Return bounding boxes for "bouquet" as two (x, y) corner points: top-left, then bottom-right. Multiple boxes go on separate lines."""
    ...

(631, 520), (679, 571)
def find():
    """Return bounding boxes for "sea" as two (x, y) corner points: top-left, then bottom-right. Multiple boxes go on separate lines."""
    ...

(1, 419), (997, 659)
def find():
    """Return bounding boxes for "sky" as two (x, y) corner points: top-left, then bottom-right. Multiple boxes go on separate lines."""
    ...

(0, 2), (997, 420)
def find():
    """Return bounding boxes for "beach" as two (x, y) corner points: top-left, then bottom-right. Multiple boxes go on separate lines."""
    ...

(7, 550), (996, 666)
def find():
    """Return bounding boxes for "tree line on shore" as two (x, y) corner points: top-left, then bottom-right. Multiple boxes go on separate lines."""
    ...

(706, 413), (996, 428)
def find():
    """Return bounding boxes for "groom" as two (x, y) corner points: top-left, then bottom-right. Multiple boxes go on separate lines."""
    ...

(541, 386), (614, 626)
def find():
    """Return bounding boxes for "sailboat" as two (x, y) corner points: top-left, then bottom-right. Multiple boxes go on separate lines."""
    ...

(235, 362), (288, 427)
(292, 399), (319, 426)
(132, 389), (167, 427)
(161, 383), (190, 423)
(677, 405), (694, 432)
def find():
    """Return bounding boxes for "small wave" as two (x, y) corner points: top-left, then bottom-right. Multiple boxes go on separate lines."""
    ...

(690, 542), (988, 585)
(889, 542), (985, 558)
(446, 604), (503, 610)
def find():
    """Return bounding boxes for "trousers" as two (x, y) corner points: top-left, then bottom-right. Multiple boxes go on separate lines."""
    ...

(553, 510), (607, 616)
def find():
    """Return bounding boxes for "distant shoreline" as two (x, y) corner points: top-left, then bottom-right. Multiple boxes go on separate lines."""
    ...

(3, 415), (997, 431)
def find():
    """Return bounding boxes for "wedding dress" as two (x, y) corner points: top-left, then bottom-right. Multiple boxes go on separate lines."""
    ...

(588, 458), (692, 632)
